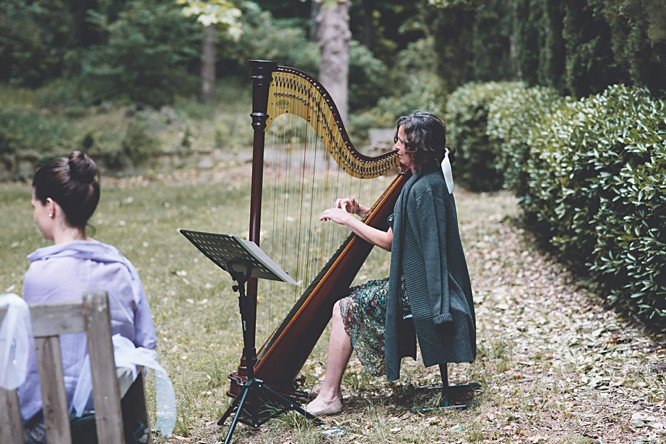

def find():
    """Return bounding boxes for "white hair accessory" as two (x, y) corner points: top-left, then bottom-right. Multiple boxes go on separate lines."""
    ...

(441, 149), (455, 194)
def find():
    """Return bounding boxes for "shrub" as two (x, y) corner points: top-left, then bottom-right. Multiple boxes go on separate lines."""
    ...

(449, 79), (665, 331)
(444, 81), (523, 192)
(0, 108), (73, 155)
(119, 109), (164, 165)
(34, 78), (93, 113)
(524, 84), (665, 330)
(487, 85), (572, 199)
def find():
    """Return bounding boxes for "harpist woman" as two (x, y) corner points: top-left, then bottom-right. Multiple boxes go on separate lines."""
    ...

(307, 111), (476, 416)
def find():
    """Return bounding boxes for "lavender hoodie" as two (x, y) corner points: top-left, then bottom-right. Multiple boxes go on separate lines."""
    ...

(19, 240), (157, 422)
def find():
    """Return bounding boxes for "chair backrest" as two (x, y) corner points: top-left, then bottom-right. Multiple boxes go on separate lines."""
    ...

(0, 291), (126, 444)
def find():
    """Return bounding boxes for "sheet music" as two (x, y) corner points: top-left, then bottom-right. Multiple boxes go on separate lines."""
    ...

(179, 229), (299, 285)
(237, 238), (299, 285)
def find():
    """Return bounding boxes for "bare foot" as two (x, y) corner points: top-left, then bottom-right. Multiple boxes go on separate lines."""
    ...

(305, 395), (342, 416)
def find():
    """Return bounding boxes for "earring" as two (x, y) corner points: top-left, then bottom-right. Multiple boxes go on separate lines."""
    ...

(49, 213), (54, 218)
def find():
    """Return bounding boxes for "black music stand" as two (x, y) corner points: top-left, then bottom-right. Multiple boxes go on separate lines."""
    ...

(179, 230), (321, 444)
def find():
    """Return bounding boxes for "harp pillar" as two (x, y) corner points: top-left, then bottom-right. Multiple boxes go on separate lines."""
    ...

(227, 60), (278, 397)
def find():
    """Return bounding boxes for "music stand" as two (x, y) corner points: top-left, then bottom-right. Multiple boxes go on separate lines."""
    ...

(179, 230), (321, 444)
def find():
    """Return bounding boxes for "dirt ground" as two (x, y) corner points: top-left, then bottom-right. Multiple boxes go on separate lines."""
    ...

(458, 191), (665, 443)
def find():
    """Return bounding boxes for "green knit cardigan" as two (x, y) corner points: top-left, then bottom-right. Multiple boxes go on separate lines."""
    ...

(385, 169), (476, 382)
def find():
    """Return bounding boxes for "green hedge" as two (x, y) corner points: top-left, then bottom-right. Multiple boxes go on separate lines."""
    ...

(444, 82), (523, 192)
(486, 86), (573, 199)
(524, 85), (665, 329)
(447, 82), (666, 332)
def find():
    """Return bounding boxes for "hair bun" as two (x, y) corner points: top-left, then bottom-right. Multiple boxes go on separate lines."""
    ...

(68, 151), (98, 184)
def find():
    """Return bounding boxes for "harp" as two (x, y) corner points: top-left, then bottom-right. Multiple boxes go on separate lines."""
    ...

(229, 60), (410, 398)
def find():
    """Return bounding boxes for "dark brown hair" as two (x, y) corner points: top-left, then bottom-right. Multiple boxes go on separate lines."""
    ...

(395, 111), (455, 172)
(32, 151), (100, 231)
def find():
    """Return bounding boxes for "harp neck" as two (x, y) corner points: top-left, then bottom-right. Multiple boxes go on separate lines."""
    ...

(257, 62), (399, 179)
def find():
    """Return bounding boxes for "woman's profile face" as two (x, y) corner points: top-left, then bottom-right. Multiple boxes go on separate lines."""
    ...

(394, 125), (414, 171)
(32, 191), (54, 241)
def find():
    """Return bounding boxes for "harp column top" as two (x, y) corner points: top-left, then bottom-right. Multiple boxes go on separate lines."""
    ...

(250, 60), (278, 72)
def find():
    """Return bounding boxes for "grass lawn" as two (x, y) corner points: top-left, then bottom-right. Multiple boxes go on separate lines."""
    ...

(1, 165), (663, 443)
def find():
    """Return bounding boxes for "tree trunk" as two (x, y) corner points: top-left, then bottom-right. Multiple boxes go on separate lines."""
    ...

(317, 0), (351, 124)
(310, 1), (321, 41)
(200, 25), (216, 103)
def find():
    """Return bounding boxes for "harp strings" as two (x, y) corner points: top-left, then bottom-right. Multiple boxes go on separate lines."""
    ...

(254, 72), (391, 345)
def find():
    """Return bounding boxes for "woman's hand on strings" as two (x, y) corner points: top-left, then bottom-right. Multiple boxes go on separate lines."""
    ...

(319, 197), (392, 251)
(333, 197), (369, 218)
(320, 197), (368, 223)
(319, 206), (352, 225)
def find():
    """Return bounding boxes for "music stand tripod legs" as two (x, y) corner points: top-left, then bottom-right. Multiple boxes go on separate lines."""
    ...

(179, 231), (322, 443)
(218, 268), (321, 444)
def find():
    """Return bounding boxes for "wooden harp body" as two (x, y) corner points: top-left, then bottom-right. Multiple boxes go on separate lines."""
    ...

(229, 60), (409, 397)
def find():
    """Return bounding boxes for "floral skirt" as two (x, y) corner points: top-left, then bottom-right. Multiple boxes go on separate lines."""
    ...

(339, 277), (410, 376)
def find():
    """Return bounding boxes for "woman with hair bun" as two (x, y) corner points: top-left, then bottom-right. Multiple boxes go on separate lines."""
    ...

(21, 151), (157, 443)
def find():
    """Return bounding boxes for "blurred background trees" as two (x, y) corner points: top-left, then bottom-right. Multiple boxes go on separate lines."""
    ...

(1, 0), (663, 109)
(0, 0), (664, 161)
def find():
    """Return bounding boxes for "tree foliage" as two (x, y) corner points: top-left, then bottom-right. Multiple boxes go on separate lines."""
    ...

(80, 0), (201, 107)
(0, 0), (84, 86)
(562, 1), (624, 97)
(590, 0), (666, 95)
(423, 3), (476, 93)
(538, 0), (566, 90)
(472, 0), (514, 82)
(423, 0), (665, 97)
(513, 0), (542, 85)
(1, 0), (664, 107)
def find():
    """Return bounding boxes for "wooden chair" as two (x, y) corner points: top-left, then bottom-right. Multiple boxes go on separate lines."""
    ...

(0, 291), (150, 444)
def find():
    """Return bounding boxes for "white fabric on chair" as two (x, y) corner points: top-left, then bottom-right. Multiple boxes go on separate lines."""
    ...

(72, 334), (177, 436)
(0, 294), (31, 390)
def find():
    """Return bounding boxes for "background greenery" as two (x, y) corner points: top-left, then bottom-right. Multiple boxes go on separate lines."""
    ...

(1, 1), (664, 440)
(2, 0), (664, 161)
(0, 0), (663, 336)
